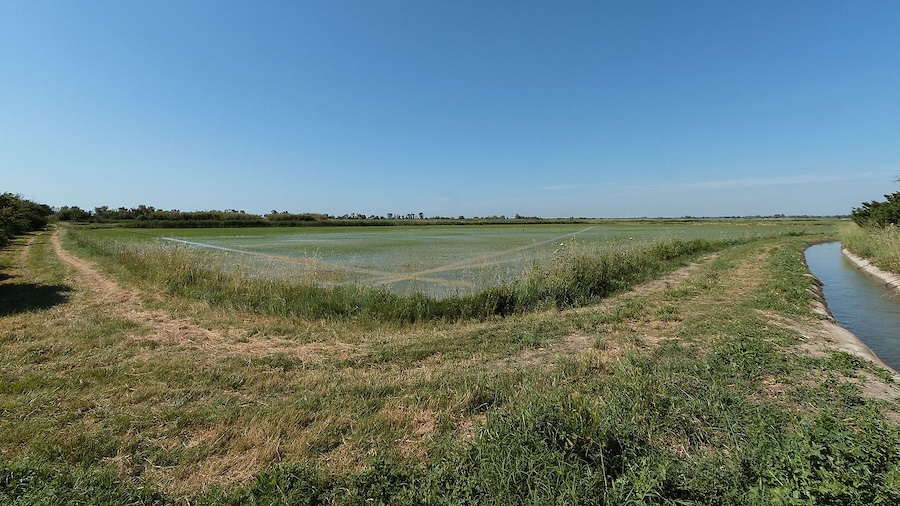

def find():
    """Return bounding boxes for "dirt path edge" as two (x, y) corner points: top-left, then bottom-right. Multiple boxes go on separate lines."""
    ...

(49, 227), (229, 345)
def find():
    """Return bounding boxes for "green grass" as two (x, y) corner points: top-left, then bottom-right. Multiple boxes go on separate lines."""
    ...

(839, 222), (900, 274)
(7, 220), (900, 504)
(0, 233), (70, 317)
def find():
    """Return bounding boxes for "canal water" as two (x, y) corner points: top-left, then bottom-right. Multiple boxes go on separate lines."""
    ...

(804, 242), (900, 371)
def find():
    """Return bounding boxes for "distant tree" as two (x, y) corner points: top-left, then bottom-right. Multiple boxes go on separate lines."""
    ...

(57, 205), (92, 222)
(851, 191), (900, 227)
(851, 179), (900, 227)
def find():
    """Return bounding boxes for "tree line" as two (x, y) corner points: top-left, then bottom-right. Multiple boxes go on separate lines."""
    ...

(0, 193), (53, 247)
(0, 193), (573, 237)
(55, 204), (561, 228)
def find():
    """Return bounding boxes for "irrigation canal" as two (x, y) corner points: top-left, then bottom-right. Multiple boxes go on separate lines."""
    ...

(805, 242), (900, 371)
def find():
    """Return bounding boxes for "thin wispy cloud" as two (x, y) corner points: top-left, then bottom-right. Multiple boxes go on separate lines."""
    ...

(540, 172), (892, 195)
(635, 173), (891, 194)
(537, 184), (591, 191)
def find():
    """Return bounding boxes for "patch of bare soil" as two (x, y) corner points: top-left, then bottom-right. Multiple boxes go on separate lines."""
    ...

(765, 312), (900, 409)
(631, 254), (719, 297)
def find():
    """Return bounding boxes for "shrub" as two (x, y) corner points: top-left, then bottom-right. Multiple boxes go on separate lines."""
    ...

(0, 193), (53, 247)
(851, 191), (900, 227)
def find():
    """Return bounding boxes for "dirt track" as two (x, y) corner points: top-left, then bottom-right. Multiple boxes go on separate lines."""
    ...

(47, 229), (350, 361)
(51, 229), (228, 346)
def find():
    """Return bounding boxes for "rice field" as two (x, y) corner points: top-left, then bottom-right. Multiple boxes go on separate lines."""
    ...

(83, 219), (831, 297)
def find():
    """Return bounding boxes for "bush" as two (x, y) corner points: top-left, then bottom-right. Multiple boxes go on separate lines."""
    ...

(851, 191), (900, 227)
(0, 193), (53, 247)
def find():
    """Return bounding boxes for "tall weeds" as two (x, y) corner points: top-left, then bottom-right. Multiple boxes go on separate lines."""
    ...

(839, 222), (900, 273)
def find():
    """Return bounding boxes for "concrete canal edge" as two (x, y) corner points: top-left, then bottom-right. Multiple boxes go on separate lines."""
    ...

(842, 247), (900, 293)
(801, 244), (900, 378)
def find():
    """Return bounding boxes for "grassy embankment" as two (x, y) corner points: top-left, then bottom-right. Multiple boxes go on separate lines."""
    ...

(2, 222), (900, 504)
(839, 222), (900, 273)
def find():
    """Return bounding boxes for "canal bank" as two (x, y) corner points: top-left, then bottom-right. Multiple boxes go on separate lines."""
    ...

(805, 242), (900, 375)
(842, 247), (900, 292)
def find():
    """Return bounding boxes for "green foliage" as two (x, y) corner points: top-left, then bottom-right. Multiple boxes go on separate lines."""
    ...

(56, 204), (588, 228)
(54, 205), (92, 222)
(266, 211), (332, 223)
(201, 464), (332, 505)
(0, 460), (168, 505)
(0, 193), (53, 247)
(15, 338), (893, 505)
(205, 333), (898, 505)
(851, 191), (900, 227)
(742, 414), (900, 504)
(530, 238), (722, 308)
(8, 405), (899, 505)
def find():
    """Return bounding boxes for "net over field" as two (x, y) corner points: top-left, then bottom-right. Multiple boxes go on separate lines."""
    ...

(103, 221), (818, 297)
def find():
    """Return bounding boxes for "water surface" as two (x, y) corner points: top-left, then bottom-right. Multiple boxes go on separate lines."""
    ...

(805, 242), (900, 370)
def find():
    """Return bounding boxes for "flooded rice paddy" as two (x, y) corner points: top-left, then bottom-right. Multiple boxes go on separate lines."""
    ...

(93, 220), (827, 297)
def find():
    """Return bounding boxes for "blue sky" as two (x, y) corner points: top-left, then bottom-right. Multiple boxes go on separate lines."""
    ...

(2, 1), (898, 217)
